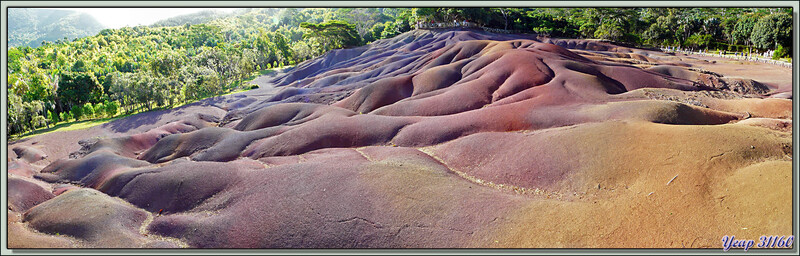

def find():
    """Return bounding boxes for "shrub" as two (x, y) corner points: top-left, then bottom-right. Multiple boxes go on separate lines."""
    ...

(47, 110), (59, 124)
(105, 100), (119, 117)
(93, 102), (105, 118)
(70, 105), (83, 120)
(773, 44), (789, 60)
(83, 103), (95, 119)
(32, 115), (48, 128)
(60, 112), (74, 122)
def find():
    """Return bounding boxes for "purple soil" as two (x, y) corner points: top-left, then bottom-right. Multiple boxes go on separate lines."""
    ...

(22, 188), (181, 248)
(8, 177), (55, 212)
(12, 145), (48, 163)
(7, 159), (40, 178)
(144, 147), (522, 248)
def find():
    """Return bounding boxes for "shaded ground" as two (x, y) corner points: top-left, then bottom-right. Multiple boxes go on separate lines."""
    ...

(6, 28), (793, 249)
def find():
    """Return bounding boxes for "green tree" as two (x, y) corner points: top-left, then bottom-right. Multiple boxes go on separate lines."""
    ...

(71, 59), (89, 72)
(182, 66), (222, 100)
(57, 72), (103, 114)
(32, 115), (48, 129)
(188, 24), (224, 47)
(643, 15), (678, 45)
(371, 22), (385, 39)
(381, 21), (399, 39)
(60, 112), (71, 122)
(7, 47), (26, 73)
(751, 12), (792, 50)
(7, 94), (25, 134)
(300, 20), (362, 54)
(685, 34), (713, 49)
(773, 44), (789, 59)
(732, 13), (761, 46)
(594, 19), (625, 42)
(25, 72), (54, 102)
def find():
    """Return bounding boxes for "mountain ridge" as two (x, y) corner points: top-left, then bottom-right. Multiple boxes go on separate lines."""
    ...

(8, 8), (106, 47)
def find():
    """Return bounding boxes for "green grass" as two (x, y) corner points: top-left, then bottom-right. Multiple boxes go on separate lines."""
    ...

(218, 66), (287, 92)
(235, 66), (290, 87)
(10, 104), (158, 142)
(12, 115), (126, 141)
(250, 69), (277, 79)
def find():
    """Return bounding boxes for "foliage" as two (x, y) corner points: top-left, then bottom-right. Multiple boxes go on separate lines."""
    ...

(104, 100), (120, 117)
(93, 102), (106, 118)
(83, 103), (95, 119)
(730, 13), (761, 46)
(60, 112), (73, 122)
(57, 72), (103, 113)
(48, 110), (59, 124)
(751, 12), (792, 51)
(70, 103), (84, 121)
(773, 45), (789, 60)
(685, 34), (713, 49)
(300, 20), (362, 54)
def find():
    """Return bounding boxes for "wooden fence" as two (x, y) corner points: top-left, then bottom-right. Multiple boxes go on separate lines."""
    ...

(661, 47), (792, 69)
(416, 21), (524, 35)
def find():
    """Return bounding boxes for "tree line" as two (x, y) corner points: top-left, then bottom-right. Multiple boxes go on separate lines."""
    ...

(409, 8), (792, 57)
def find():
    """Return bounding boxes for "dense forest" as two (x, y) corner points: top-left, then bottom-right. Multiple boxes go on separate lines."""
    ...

(6, 7), (794, 137)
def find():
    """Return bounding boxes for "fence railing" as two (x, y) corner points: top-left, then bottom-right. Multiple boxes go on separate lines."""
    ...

(416, 21), (525, 35)
(661, 47), (792, 69)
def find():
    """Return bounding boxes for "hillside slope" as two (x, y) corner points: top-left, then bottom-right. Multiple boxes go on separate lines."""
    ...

(8, 8), (105, 47)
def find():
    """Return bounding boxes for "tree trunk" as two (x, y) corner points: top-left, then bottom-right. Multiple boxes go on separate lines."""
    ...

(500, 9), (509, 30)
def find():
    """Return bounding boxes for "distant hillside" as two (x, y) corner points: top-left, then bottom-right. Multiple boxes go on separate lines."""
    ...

(150, 9), (247, 27)
(8, 8), (105, 48)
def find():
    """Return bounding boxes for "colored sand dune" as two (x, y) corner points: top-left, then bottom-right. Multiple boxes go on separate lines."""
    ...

(7, 29), (792, 248)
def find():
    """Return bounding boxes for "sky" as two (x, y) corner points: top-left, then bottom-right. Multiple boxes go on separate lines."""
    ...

(48, 8), (240, 29)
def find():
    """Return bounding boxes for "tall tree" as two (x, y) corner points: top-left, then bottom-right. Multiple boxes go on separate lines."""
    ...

(751, 12), (792, 50)
(56, 72), (103, 113)
(300, 20), (361, 54)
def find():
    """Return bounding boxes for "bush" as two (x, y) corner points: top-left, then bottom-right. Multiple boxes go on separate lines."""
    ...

(70, 105), (83, 120)
(93, 102), (105, 118)
(83, 103), (95, 119)
(773, 44), (789, 60)
(47, 110), (59, 124)
(32, 115), (48, 128)
(104, 100), (119, 117)
(60, 111), (74, 122)
(685, 34), (712, 49)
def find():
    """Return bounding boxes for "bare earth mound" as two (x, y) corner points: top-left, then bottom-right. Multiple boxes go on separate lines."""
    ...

(7, 28), (793, 249)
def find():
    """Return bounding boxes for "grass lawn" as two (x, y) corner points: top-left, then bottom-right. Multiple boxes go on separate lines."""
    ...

(12, 115), (126, 141)
(9, 67), (288, 142)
